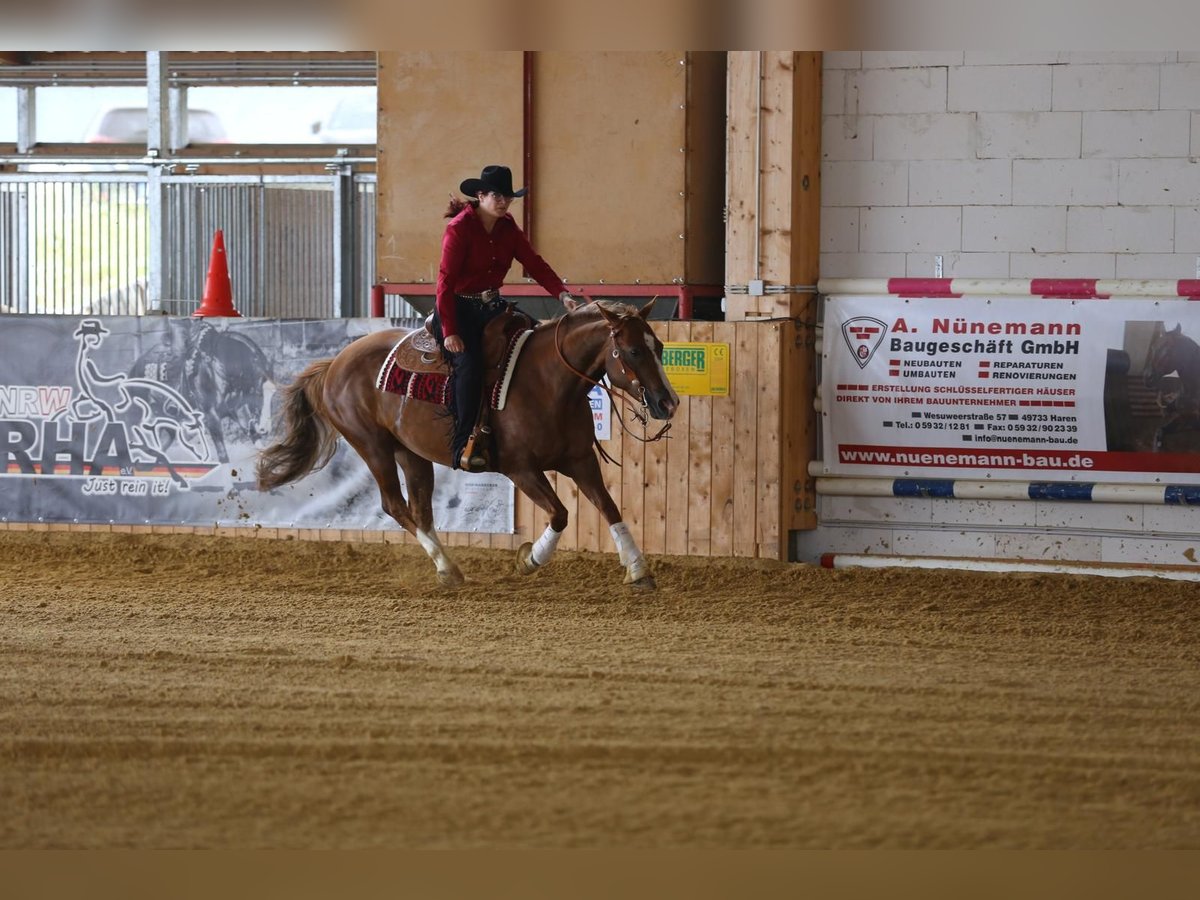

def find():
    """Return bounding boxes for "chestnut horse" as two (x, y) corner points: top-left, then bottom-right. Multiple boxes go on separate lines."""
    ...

(256, 300), (679, 589)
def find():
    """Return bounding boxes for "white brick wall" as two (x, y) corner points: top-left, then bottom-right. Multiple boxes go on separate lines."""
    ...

(820, 208), (858, 253)
(847, 68), (949, 115)
(948, 65), (1052, 112)
(1173, 207), (1200, 251)
(1009, 253), (1116, 278)
(812, 50), (1200, 569)
(860, 207), (962, 253)
(905, 251), (1010, 277)
(977, 112), (1081, 159)
(821, 161), (907, 207)
(1082, 111), (1191, 158)
(963, 206), (1064, 253)
(821, 115), (873, 161)
(821, 51), (1200, 280)
(1160, 63), (1200, 109)
(1116, 252), (1200, 278)
(1012, 160), (1117, 206)
(910, 160), (1010, 205)
(872, 113), (976, 160)
(1066, 206), (1175, 252)
(1051, 65), (1160, 111)
(1118, 159), (1200, 205)
(860, 51), (964, 70)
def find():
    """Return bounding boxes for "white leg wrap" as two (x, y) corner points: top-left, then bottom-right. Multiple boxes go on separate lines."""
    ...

(530, 525), (563, 567)
(416, 528), (450, 574)
(609, 521), (642, 568)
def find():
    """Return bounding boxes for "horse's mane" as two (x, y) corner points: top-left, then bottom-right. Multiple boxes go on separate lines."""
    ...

(574, 299), (640, 320)
(530, 299), (638, 333)
(591, 299), (637, 315)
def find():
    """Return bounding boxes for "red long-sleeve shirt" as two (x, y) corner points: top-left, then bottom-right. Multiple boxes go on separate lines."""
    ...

(435, 206), (567, 338)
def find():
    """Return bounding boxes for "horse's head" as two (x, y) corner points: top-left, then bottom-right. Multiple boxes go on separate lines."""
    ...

(595, 300), (680, 420)
(1145, 323), (1184, 389)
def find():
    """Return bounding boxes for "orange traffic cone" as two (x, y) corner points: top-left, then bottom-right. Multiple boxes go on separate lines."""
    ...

(193, 229), (241, 317)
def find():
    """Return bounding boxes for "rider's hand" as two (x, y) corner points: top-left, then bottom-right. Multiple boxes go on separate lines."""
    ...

(445, 334), (465, 354)
(560, 291), (582, 311)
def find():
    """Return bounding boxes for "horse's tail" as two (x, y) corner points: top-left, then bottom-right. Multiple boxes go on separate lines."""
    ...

(256, 359), (339, 490)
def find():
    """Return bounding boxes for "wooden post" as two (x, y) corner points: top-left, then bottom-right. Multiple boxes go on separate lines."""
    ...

(724, 51), (821, 321)
(724, 52), (822, 551)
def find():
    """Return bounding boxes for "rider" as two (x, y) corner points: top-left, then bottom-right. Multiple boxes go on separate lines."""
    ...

(435, 164), (581, 472)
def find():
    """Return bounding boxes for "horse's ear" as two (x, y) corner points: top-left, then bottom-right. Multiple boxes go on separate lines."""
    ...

(638, 298), (656, 320)
(1171, 323), (1183, 334)
(596, 302), (621, 327)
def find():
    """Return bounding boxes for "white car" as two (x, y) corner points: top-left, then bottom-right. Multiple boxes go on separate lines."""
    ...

(311, 94), (376, 145)
(83, 107), (229, 144)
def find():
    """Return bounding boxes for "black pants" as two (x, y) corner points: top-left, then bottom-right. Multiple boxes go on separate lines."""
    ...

(432, 296), (505, 466)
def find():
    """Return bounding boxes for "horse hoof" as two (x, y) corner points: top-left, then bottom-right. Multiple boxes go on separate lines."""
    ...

(623, 558), (654, 588)
(437, 568), (465, 587)
(515, 541), (540, 576)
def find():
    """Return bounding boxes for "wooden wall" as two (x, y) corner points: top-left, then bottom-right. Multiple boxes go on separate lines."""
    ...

(375, 51), (725, 288)
(375, 52), (526, 286)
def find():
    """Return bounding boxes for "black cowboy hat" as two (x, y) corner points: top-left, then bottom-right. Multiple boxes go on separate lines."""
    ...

(460, 165), (527, 198)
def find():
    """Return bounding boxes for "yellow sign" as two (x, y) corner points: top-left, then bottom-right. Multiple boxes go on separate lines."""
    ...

(662, 342), (730, 396)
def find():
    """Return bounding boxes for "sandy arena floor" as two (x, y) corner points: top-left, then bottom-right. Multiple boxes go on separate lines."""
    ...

(1, 530), (1197, 849)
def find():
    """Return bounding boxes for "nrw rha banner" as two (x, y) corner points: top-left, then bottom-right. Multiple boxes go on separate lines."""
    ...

(820, 296), (1200, 483)
(0, 316), (514, 531)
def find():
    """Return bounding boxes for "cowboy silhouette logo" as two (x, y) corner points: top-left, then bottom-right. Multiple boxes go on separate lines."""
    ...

(1, 319), (220, 489)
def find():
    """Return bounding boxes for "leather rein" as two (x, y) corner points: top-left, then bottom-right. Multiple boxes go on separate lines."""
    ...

(553, 311), (672, 462)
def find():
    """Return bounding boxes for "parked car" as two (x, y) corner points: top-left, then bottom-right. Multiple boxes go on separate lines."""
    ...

(83, 107), (229, 144)
(310, 94), (376, 145)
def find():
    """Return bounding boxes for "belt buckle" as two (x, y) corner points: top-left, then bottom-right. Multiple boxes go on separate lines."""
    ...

(482, 288), (499, 302)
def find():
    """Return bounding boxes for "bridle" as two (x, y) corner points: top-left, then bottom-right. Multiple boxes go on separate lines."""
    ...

(553, 309), (672, 451)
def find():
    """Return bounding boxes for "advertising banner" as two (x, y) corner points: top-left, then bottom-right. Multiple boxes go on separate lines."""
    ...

(589, 383), (612, 441)
(0, 316), (514, 531)
(663, 342), (730, 396)
(820, 296), (1200, 483)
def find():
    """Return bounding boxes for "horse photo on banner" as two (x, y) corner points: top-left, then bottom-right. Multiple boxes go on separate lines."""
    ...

(820, 296), (1200, 484)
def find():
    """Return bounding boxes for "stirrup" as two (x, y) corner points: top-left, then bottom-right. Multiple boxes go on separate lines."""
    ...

(460, 433), (489, 472)
(460, 449), (489, 472)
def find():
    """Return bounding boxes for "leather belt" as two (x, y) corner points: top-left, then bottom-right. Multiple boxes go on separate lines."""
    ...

(457, 288), (502, 303)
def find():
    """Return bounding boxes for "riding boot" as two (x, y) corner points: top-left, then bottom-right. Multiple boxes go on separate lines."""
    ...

(451, 354), (488, 472)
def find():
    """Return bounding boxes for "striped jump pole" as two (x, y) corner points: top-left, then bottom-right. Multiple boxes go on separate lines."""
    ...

(818, 278), (1200, 298)
(818, 553), (1200, 582)
(817, 278), (1200, 299)
(811, 475), (1200, 506)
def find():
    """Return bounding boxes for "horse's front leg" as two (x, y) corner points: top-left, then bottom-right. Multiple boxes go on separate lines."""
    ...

(508, 469), (569, 575)
(562, 453), (656, 591)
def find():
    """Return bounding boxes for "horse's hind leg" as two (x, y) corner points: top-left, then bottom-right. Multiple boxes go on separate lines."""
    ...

(348, 436), (464, 587)
(508, 469), (569, 576)
(395, 448), (465, 587)
(563, 453), (656, 590)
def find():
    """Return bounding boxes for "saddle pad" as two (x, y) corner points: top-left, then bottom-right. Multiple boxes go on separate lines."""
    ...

(376, 327), (534, 410)
(377, 366), (452, 406)
(490, 328), (533, 411)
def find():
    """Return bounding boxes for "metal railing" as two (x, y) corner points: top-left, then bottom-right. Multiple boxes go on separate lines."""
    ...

(1, 164), (376, 317)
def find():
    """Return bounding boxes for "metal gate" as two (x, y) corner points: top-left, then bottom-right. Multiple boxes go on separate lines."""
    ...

(0, 169), (376, 317)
